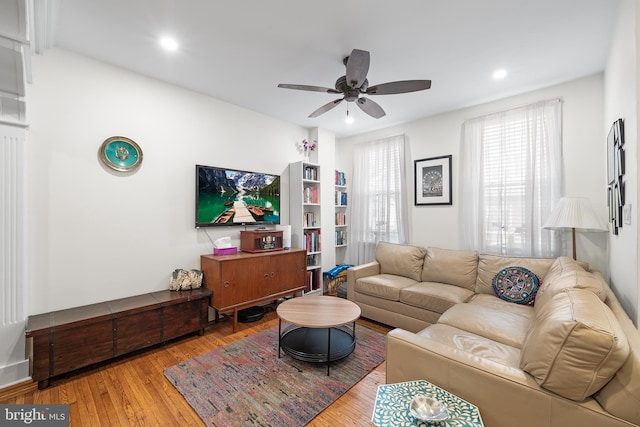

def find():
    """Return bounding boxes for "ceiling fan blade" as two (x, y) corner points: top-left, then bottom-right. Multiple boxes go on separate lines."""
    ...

(366, 80), (432, 95)
(278, 83), (341, 94)
(309, 98), (343, 118)
(356, 97), (386, 119)
(346, 49), (370, 89)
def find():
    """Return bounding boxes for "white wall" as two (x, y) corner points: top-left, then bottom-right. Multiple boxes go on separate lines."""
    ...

(605, 0), (639, 325)
(26, 48), (310, 315)
(337, 74), (608, 277)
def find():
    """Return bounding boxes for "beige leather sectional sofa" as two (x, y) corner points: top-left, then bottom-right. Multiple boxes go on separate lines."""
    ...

(347, 242), (640, 427)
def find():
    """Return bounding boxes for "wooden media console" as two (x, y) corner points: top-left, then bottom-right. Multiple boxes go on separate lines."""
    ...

(200, 248), (306, 332)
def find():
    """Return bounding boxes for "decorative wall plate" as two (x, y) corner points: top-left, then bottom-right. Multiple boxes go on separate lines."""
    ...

(100, 136), (143, 171)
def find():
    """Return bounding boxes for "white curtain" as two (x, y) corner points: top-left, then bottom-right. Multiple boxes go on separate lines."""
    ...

(460, 98), (563, 257)
(348, 135), (410, 265)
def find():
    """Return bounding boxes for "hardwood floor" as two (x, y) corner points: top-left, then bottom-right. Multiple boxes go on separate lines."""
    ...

(1, 307), (392, 426)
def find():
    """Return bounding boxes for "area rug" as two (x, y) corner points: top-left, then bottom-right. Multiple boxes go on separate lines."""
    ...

(164, 325), (385, 426)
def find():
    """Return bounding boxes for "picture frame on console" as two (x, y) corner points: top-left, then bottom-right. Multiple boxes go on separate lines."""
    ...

(414, 155), (452, 206)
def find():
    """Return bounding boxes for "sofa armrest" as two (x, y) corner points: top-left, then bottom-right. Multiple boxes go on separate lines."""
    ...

(346, 261), (380, 301)
(386, 328), (631, 427)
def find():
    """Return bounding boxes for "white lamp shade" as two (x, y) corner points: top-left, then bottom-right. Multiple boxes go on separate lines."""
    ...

(542, 197), (607, 232)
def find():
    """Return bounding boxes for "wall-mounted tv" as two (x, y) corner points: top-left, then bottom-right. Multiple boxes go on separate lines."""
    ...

(196, 164), (280, 227)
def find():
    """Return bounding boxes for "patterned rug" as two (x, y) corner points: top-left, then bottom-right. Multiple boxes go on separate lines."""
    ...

(164, 325), (386, 426)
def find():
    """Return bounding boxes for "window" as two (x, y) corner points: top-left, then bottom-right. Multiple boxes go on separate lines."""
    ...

(460, 99), (562, 257)
(348, 135), (410, 265)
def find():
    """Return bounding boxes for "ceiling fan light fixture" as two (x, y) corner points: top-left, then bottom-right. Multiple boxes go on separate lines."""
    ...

(159, 36), (179, 52)
(345, 108), (354, 124)
(493, 69), (507, 80)
(277, 49), (431, 119)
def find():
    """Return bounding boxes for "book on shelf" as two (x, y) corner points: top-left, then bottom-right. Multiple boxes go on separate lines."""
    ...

(335, 230), (347, 246)
(304, 211), (317, 227)
(303, 229), (321, 252)
(304, 166), (319, 181)
(303, 186), (319, 204)
(335, 211), (346, 225)
(335, 190), (347, 206)
(335, 170), (346, 186)
(305, 269), (322, 293)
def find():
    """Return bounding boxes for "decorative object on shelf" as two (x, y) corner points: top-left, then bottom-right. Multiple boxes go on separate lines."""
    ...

(169, 269), (203, 290)
(276, 224), (292, 249)
(607, 118), (625, 234)
(99, 136), (143, 171)
(212, 236), (238, 255)
(296, 138), (316, 162)
(240, 229), (284, 253)
(542, 197), (607, 260)
(414, 155), (452, 206)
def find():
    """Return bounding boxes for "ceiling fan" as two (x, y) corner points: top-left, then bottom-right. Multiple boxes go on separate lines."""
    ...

(278, 49), (431, 119)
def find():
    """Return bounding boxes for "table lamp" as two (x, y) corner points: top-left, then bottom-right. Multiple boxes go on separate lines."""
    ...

(542, 197), (607, 260)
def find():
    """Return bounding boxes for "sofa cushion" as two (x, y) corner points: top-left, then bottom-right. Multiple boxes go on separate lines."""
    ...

(421, 247), (478, 290)
(492, 266), (540, 305)
(476, 254), (554, 295)
(417, 324), (522, 369)
(468, 294), (536, 317)
(355, 292), (442, 327)
(535, 256), (606, 313)
(355, 274), (418, 301)
(376, 242), (427, 282)
(437, 303), (533, 349)
(400, 282), (474, 314)
(520, 288), (630, 401)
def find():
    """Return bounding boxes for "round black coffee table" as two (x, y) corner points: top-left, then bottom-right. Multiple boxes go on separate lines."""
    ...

(276, 296), (361, 375)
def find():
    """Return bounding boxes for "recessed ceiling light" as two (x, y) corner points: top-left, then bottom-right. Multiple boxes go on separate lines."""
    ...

(159, 36), (179, 52)
(493, 69), (507, 80)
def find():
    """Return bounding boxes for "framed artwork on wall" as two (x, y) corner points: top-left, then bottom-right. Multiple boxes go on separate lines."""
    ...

(607, 118), (625, 235)
(414, 155), (452, 206)
(100, 136), (143, 172)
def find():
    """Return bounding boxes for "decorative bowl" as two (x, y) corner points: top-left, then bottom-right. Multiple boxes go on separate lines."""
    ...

(409, 395), (450, 421)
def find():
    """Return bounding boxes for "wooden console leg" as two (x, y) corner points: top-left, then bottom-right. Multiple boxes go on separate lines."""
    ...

(38, 379), (50, 390)
(232, 309), (238, 332)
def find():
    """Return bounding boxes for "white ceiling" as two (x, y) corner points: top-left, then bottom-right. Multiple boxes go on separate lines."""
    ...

(47, 0), (618, 138)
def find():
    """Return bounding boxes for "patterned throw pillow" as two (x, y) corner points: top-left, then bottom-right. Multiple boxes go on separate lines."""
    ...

(492, 266), (540, 305)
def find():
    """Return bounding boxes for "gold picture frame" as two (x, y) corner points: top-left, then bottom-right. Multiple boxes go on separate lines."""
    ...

(99, 136), (143, 172)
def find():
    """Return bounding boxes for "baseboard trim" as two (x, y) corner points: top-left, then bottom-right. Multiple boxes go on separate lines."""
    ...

(0, 358), (31, 399)
(0, 378), (37, 401)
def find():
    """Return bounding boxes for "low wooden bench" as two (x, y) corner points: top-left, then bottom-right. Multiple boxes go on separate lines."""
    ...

(25, 288), (212, 389)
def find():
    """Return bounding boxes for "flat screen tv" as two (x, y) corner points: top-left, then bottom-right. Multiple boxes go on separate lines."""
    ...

(195, 164), (280, 227)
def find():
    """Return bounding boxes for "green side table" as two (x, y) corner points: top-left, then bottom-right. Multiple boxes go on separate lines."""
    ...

(372, 380), (484, 426)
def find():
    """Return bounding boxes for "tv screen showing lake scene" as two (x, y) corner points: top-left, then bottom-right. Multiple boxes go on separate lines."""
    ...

(196, 165), (280, 227)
